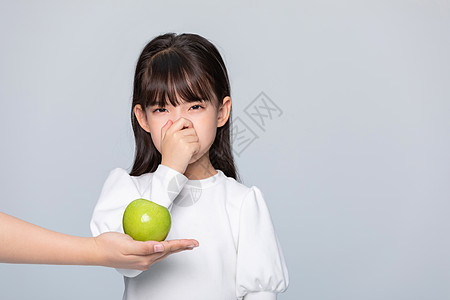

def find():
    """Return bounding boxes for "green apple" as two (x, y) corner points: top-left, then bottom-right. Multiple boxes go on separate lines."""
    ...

(122, 199), (171, 241)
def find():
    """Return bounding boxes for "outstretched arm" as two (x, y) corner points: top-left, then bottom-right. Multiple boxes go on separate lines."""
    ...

(0, 212), (198, 269)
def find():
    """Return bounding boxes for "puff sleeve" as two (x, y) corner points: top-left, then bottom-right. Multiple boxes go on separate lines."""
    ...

(235, 186), (289, 300)
(90, 164), (188, 278)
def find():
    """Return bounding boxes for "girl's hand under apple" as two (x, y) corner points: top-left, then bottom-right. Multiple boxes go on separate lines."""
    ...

(93, 232), (199, 270)
(160, 117), (200, 174)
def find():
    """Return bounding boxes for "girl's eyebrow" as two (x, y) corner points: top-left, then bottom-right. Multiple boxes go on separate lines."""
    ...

(177, 100), (206, 106)
(151, 99), (206, 107)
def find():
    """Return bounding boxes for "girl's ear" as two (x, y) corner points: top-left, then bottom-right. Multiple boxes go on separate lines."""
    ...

(134, 104), (151, 133)
(217, 96), (231, 127)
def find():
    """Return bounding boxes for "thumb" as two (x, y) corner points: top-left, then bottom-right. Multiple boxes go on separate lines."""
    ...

(161, 120), (173, 140)
(126, 240), (163, 256)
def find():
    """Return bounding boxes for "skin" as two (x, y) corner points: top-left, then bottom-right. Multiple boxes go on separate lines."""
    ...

(0, 212), (199, 270)
(0, 95), (231, 269)
(1, 94), (231, 271)
(134, 95), (232, 180)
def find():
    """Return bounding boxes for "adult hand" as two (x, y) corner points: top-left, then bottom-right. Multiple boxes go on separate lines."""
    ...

(93, 232), (199, 270)
(0, 212), (198, 267)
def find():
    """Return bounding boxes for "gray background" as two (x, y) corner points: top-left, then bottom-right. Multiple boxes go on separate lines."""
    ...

(1, 1), (449, 299)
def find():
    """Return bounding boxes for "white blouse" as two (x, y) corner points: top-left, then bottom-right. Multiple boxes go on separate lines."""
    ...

(90, 164), (289, 300)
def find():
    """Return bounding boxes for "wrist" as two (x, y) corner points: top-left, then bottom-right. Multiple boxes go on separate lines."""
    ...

(87, 236), (104, 266)
(54, 235), (101, 266)
(161, 160), (185, 174)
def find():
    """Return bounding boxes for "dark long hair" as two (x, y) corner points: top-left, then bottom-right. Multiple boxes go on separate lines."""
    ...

(129, 33), (240, 182)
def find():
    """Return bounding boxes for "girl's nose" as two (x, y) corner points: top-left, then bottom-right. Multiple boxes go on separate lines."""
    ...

(169, 110), (191, 124)
(170, 108), (182, 121)
(169, 114), (192, 129)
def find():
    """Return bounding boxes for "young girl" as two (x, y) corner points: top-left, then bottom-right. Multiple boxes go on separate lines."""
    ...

(90, 32), (289, 300)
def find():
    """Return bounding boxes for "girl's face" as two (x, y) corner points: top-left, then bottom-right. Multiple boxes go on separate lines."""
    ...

(134, 96), (231, 164)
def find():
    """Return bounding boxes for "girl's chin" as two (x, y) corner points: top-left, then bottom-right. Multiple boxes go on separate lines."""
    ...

(188, 156), (199, 164)
(188, 151), (206, 165)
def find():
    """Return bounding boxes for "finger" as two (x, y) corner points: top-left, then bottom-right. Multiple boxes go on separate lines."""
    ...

(154, 241), (198, 261)
(131, 239), (198, 257)
(154, 247), (195, 261)
(178, 127), (198, 137)
(151, 253), (170, 265)
(142, 240), (198, 266)
(168, 117), (194, 133)
(162, 239), (199, 252)
(180, 135), (199, 144)
(167, 242), (198, 254)
(125, 240), (164, 256)
(192, 143), (201, 155)
(151, 248), (186, 264)
(170, 247), (195, 254)
(134, 239), (198, 262)
(161, 119), (173, 141)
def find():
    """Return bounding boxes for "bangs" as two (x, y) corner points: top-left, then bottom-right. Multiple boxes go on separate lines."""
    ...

(142, 50), (217, 108)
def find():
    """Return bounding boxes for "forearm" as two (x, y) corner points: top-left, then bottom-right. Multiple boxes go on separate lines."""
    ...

(0, 212), (98, 265)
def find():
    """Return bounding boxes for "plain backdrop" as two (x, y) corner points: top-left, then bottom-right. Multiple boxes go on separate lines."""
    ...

(1, 1), (449, 299)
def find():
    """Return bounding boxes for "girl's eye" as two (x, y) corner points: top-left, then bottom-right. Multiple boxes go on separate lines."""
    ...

(152, 105), (203, 113)
(190, 105), (204, 110)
